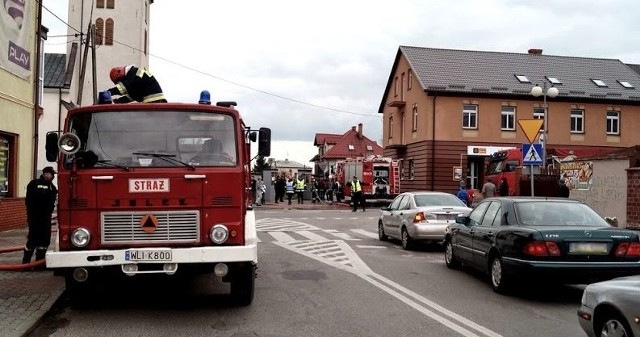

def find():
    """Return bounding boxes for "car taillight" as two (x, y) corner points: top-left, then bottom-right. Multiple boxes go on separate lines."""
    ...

(615, 242), (640, 257)
(524, 241), (561, 256)
(414, 212), (425, 222)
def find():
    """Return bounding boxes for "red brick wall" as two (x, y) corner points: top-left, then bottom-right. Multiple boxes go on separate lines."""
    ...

(626, 168), (640, 230)
(0, 198), (27, 231)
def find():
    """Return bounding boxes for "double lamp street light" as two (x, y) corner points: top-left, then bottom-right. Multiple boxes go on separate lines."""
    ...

(530, 82), (559, 161)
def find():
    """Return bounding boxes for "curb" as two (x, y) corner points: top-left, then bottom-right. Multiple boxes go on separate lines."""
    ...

(15, 289), (64, 337)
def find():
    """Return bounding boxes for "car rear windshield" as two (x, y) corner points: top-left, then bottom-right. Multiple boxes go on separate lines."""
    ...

(414, 194), (466, 207)
(515, 201), (610, 227)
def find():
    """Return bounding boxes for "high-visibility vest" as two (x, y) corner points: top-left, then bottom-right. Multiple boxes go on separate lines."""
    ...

(295, 178), (305, 191)
(352, 180), (362, 192)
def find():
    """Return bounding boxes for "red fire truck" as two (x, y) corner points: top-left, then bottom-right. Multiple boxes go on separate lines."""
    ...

(44, 94), (270, 306)
(336, 155), (400, 201)
(484, 148), (520, 196)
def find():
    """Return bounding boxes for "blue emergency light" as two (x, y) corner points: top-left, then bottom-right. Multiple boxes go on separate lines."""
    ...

(98, 90), (112, 104)
(198, 90), (211, 105)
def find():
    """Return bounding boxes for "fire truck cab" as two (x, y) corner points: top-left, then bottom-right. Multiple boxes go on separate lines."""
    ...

(484, 148), (520, 196)
(44, 94), (269, 306)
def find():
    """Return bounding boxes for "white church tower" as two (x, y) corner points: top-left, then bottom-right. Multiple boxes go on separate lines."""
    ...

(38, 0), (153, 171)
(66, 0), (153, 106)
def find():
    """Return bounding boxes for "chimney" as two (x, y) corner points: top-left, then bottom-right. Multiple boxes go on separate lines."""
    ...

(351, 126), (356, 131)
(357, 123), (363, 139)
(528, 48), (543, 55)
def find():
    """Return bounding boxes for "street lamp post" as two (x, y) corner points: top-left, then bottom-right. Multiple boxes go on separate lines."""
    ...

(530, 82), (558, 166)
(528, 82), (558, 196)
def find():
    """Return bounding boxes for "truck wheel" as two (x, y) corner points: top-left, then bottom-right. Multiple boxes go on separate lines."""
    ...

(230, 264), (255, 306)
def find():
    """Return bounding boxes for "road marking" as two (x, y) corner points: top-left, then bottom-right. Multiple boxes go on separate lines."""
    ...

(322, 229), (360, 241)
(271, 228), (503, 337)
(267, 231), (296, 243)
(350, 229), (378, 239)
(355, 245), (387, 249)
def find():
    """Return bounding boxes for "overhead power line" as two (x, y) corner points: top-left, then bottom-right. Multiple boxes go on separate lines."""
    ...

(40, 2), (379, 118)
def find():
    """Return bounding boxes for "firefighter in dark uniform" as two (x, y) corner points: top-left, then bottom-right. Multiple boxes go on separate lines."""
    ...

(23, 166), (58, 264)
(106, 65), (167, 103)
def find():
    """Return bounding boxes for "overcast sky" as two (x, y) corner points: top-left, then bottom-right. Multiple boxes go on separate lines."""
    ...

(42, 0), (640, 167)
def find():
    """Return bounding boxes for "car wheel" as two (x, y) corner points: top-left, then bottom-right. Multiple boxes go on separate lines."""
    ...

(490, 255), (511, 294)
(401, 228), (414, 250)
(444, 239), (461, 269)
(230, 264), (256, 306)
(378, 221), (388, 241)
(598, 312), (633, 337)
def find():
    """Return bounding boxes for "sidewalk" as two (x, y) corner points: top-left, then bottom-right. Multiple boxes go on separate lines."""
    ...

(0, 227), (64, 337)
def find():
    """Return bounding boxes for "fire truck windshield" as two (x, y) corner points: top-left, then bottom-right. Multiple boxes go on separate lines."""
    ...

(68, 110), (238, 168)
(486, 159), (519, 174)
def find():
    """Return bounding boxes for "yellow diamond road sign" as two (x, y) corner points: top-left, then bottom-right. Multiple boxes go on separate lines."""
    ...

(518, 119), (544, 144)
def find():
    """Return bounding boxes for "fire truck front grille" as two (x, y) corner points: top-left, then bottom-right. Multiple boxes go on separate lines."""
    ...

(101, 211), (200, 244)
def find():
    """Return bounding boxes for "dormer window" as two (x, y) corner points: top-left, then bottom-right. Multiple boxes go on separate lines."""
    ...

(348, 145), (355, 150)
(515, 75), (530, 83)
(591, 79), (608, 87)
(366, 145), (373, 151)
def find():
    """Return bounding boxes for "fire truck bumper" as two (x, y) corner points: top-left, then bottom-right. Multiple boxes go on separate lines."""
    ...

(45, 244), (258, 269)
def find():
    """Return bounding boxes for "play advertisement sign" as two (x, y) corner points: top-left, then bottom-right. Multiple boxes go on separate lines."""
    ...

(0, 0), (32, 79)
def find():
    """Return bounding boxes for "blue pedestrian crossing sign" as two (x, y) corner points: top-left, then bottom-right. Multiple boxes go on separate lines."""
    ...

(522, 143), (543, 165)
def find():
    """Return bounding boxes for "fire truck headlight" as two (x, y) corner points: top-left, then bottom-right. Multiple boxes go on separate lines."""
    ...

(71, 228), (90, 248)
(210, 224), (229, 244)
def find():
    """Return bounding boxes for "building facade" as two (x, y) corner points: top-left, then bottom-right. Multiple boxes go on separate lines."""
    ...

(379, 46), (640, 194)
(0, 0), (40, 230)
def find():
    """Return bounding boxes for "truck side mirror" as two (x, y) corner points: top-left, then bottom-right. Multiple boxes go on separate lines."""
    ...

(258, 127), (271, 157)
(45, 132), (59, 162)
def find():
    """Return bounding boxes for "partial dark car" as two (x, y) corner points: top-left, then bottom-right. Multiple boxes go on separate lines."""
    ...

(578, 275), (640, 337)
(444, 197), (640, 293)
(378, 191), (472, 250)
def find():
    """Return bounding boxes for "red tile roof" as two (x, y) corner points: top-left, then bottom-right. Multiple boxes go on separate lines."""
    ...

(313, 133), (342, 146)
(321, 127), (382, 159)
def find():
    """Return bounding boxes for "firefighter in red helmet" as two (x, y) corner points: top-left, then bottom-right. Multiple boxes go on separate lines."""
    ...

(105, 65), (167, 103)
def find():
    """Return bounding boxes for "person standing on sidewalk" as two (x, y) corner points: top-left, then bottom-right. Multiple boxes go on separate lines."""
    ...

(285, 177), (295, 205)
(23, 166), (58, 264)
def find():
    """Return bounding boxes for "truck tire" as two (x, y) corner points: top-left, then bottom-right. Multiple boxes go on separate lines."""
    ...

(230, 264), (255, 306)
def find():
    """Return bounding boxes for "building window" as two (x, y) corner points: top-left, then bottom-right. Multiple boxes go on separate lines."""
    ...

(389, 116), (394, 138)
(515, 75), (530, 83)
(408, 69), (413, 90)
(409, 159), (415, 180)
(348, 144), (355, 150)
(105, 18), (114, 45)
(412, 104), (418, 131)
(501, 106), (516, 130)
(366, 145), (373, 151)
(0, 133), (14, 198)
(106, 0), (115, 9)
(96, 0), (105, 8)
(94, 18), (104, 45)
(607, 111), (620, 135)
(618, 80), (635, 89)
(591, 79), (608, 87)
(533, 107), (545, 131)
(571, 110), (584, 133)
(462, 105), (477, 129)
(144, 29), (148, 55)
(394, 76), (399, 97)
(399, 159), (404, 180)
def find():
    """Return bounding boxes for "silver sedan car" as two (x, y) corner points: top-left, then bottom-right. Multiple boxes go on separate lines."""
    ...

(378, 191), (472, 250)
(578, 275), (640, 337)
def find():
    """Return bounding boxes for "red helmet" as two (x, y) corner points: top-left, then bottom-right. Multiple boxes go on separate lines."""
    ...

(109, 66), (126, 83)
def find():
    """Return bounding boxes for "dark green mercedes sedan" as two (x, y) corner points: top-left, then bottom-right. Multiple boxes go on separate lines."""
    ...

(443, 197), (640, 294)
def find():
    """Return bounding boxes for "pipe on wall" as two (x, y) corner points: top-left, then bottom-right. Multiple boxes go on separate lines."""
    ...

(431, 95), (437, 191)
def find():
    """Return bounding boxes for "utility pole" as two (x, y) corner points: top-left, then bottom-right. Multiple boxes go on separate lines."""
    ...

(91, 23), (98, 104)
(76, 23), (92, 106)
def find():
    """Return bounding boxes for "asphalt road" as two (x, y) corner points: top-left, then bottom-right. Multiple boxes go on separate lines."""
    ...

(28, 209), (587, 337)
